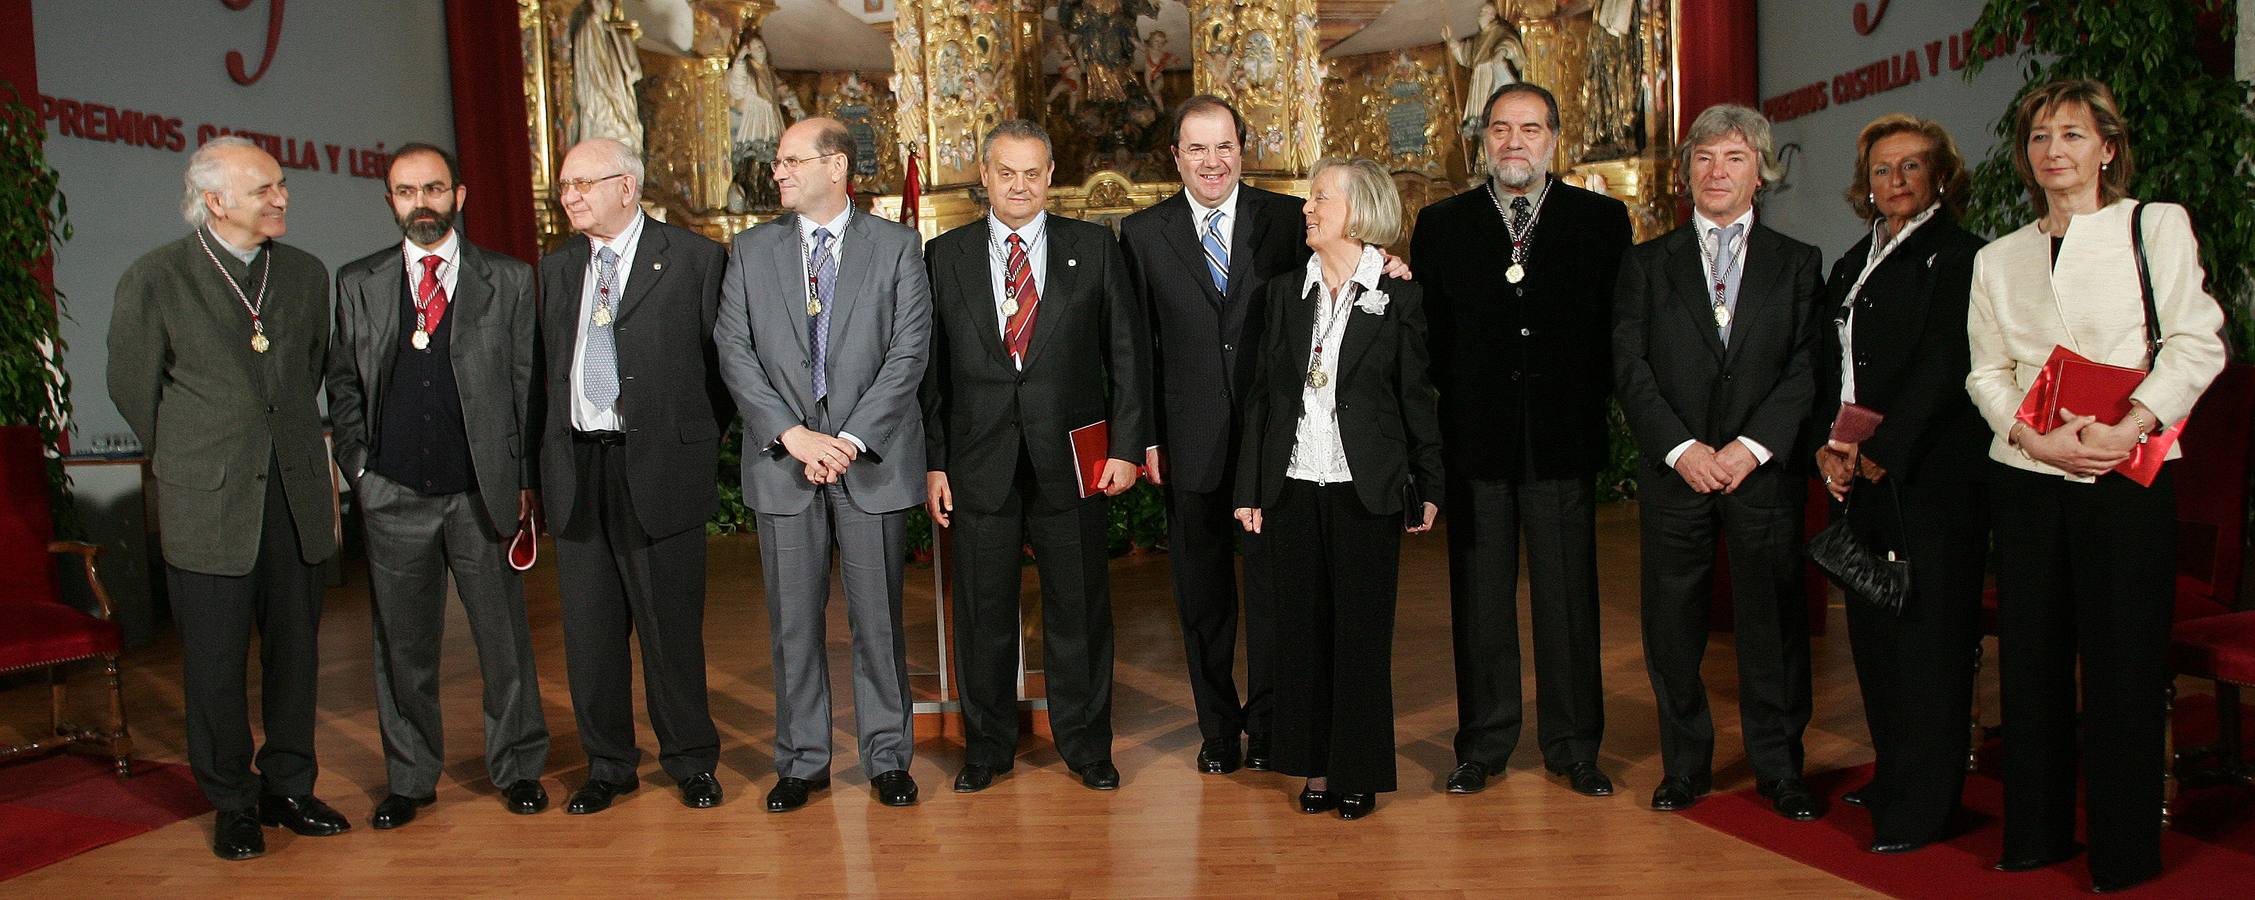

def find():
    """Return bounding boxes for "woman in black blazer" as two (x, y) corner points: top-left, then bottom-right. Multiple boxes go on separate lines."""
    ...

(1233, 157), (1444, 820)
(1812, 113), (1991, 855)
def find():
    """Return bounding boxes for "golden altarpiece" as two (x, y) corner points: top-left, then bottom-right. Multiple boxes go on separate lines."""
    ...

(516, 0), (1679, 723)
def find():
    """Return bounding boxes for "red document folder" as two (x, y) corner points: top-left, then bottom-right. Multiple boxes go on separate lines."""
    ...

(2013, 345), (2182, 486)
(1070, 420), (1117, 498)
(1829, 402), (1885, 444)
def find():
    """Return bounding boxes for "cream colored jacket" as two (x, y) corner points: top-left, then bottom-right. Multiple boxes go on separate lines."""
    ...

(1966, 199), (2226, 480)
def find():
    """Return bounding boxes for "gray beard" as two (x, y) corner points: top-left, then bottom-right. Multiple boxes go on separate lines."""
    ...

(1488, 159), (1547, 192)
(402, 213), (451, 246)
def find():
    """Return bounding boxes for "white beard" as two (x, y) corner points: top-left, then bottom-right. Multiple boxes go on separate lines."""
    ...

(1490, 159), (1546, 191)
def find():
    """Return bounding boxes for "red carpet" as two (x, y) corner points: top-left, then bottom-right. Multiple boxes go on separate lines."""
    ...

(0, 755), (204, 881)
(1683, 694), (2255, 896)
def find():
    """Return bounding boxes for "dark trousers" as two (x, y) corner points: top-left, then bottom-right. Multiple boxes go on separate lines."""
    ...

(168, 455), (323, 812)
(359, 472), (549, 796)
(1265, 479), (1401, 794)
(555, 438), (719, 784)
(1992, 463), (2174, 885)
(1638, 477), (1812, 784)
(951, 452), (1114, 769)
(1446, 473), (1605, 770)
(1164, 477), (1273, 741)
(1841, 472), (1987, 844)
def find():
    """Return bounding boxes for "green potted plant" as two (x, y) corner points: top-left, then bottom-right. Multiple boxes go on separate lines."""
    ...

(0, 84), (73, 512)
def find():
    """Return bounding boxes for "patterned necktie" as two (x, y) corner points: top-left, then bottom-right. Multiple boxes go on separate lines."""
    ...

(584, 246), (621, 410)
(415, 254), (450, 337)
(808, 227), (836, 402)
(1712, 222), (1745, 344)
(1003, 233), (1041, 362)
(1201, 208), (1229, 295)
(1509, 195), (1531, 234)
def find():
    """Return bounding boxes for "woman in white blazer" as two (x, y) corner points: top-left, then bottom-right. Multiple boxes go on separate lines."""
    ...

(1964, 79), (2225, 893)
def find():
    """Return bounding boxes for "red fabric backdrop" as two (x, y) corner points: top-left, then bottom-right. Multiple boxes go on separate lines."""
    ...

(1676, 0), (1760, 132)
(446, 0), (541, 263)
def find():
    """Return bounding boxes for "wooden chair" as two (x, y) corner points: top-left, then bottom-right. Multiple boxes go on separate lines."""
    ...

(0, 425), (132, 777)
(2163, 363), (2255, 825)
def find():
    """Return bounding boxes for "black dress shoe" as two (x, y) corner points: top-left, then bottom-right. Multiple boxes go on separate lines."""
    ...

(1244, 733), (1272, 772)
(872, 769), (918, 807)
(503, 779), (549, 815)
(1650, 776), (1709, 811)
(1445, 762), (1492, 794)
(1840, 783), (1872, 809)
(1297, 787), (1337, 814)
(1549, 761), (1614, 797)
(1197, 736), (1243, 775)
(1070, 760), (1121, 790)
(369, 793), (434, 830)
(564, 778), (635, 815)
(211, 808), (264, 860)
(1336, 792), (1377, 820)
(954, 763), (1008, 793)
(2091, 868), (2159, 893)
(258, 794), (351, 836)
(1868, 839), (1928, 854)
(1992, 842), (2084, 872)
(765, 775), (828, 813)
(1757, 778), (1822, 821)
(679, 772), (723, 809)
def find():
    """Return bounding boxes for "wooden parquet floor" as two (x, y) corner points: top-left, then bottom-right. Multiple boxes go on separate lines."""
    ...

(3, 502), (1911, 896)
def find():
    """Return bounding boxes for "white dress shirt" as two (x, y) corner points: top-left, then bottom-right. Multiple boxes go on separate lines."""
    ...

(570, 212), (644, 431)
(402, 230), (462, 309)
(986, 211), (1049, 371)
(1665, 206), (1772, 469)
(1837, 203), (1937, 404)
(205, 226), (260, 264)
(1285, 245), (1385, 483)
(1187, 183), (1240, 259)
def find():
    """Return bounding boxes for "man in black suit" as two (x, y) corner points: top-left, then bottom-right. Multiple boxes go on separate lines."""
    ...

(1414, 84), (1630, 798)
(923, 119), (1154, 794)
(327, 144), (550, 829)
(1117, 96), (1305, 775)
(538, 137), (730, 814)
(1612, 105), (1825, 820)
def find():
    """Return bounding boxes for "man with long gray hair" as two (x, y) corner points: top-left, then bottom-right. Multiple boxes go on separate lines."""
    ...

(109, 136), (347, 859)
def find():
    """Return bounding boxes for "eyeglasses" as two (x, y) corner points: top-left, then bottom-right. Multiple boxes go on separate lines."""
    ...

(556, 173), (627, 197)
(1177, 143), (1239, 162)
(389, 181), (457, 201)
(775, 152), (841, 172)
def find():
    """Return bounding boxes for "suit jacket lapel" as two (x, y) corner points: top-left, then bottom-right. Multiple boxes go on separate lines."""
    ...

(1224, 195), (1271, 305)
(1020, 220), (1073, 371)
(447, 247), (493, 369)
(1157, 194), (1223, 308)
(558, 234), (590, 350)
(830, 212), (879, 351)
(366, 256), (406, 402)
(615, 215), (667, 323)
(1667, 229), (1726, 362)
(1723, 228), (1783, 367)
(954, 220), (1008, 370)
(770, 214), (813, 361)
(1281, 280), (1318, 420)
(1338, 280), (1385, 377)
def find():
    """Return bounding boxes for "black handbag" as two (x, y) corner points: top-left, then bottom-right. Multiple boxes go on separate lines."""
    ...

(1806, 454), (1911, 615)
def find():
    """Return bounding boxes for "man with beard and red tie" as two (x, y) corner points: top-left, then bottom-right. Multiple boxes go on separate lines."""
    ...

(326, 144), (552, 830)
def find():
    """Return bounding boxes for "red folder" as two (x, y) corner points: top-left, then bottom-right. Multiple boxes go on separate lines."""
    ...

(1828, 402), (1885, 444)
(2013, 344), (2181, 486)
(1070, 420), (1134, 498)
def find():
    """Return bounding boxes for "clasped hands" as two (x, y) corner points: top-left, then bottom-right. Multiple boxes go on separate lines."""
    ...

(2012, 405), (2145, 479)
(781, 425), (858, 485)
(1674, 439), (1762, 494)
(1814, 441), (1887, 502)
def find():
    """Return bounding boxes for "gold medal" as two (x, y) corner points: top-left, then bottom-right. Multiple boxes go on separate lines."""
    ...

(806, 298), (822, 317)
(251, 332), (271, 353)
(1002, 299), (1020, 317)
(1305, 369), (1328, 389)
(592, 303), (613, 327)
(1505, 263), (1525, 284)
(411, 329), (431, 351)
(1713, 305), (1731, 329)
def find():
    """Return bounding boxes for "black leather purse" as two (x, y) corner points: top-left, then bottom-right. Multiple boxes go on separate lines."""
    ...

(1806, 455), (1911, 615)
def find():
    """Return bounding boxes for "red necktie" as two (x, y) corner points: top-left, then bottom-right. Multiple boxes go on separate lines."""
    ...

(417, 254), (450, 335)
(1002, 234), (1040, 362)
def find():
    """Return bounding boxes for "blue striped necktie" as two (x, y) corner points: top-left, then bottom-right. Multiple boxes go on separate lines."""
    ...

(809, 227), (836, 401)
(1201, 208), (1229, 295)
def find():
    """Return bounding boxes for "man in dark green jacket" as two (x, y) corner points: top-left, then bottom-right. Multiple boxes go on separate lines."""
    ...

(108, 136), (346, 861)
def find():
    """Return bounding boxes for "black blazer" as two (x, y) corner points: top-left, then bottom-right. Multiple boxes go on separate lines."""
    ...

(1119, 185), (1309, 494)
(328, 240), (536, 538)
(920, 214), (1155, 514)
(535, 216), (731, 539)
(1612, 221), (1825, 507)
(1814, 212), (1990, 485)
(1233, 270), (1445, 516)
(1413, 177), (1632, 480)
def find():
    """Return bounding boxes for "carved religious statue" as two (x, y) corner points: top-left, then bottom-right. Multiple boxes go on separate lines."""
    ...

(568, 0), (646, 156)
(1058, 0), (1157, 106)
(1445, 3), (1529, 139)
(724, 28), (804, 212)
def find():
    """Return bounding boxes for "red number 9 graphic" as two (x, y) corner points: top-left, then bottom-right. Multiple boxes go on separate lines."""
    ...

(222, 0), (286, 86)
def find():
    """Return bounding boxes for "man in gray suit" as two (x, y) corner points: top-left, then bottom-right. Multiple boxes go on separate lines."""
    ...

(109, 136), (348, 860)
(325, 143), (551, 830)
(716, 117), (931, 812)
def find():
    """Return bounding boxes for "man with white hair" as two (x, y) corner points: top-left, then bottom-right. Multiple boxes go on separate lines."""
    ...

(537, 137), (732, 815)
(109, 136), (347, 860)
(1612, 104), (1826, 820)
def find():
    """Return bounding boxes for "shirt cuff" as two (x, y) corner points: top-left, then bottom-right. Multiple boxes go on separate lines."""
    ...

(1664, 439), (1695, 468)
(838, 431), (868, 453)
(1737, 437), (1773, 466)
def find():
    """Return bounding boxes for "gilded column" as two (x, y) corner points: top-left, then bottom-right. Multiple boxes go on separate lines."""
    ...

(1189, 0), (1322, 175)
(903, 0), (1043, 189)
(639, 0), (778, 220)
